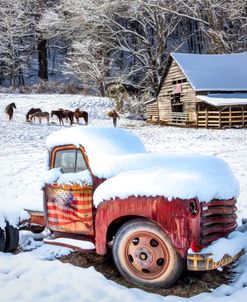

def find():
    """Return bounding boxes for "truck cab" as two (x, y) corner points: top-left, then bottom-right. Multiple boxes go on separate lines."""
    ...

(36, 126), (242, 288)
(45, 144), (95, 236)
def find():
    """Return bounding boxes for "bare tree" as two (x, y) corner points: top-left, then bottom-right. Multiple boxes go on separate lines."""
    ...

(39, 0), (115, 95)
(91, 0), (187, 95)
(65, 40), (112, 96)
(0, 0), (34, 88)
(173, 0), (247, 53)
(48, 0), (185, 95)
(26, 0), (57, 81)
(19, 0), (247, 94)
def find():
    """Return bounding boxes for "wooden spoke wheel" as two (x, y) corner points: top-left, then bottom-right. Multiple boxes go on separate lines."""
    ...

(112, 218), (184, 288)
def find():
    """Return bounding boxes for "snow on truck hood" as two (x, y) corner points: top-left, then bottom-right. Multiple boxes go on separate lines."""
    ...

(93, 153), (240, 206)
(46, 127), (239, 205)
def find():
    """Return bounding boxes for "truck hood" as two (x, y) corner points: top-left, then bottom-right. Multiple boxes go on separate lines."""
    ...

(93, 153), (240, 207)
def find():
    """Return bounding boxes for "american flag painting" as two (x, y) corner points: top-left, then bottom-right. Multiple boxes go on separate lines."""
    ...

(45, 185), (94, 234)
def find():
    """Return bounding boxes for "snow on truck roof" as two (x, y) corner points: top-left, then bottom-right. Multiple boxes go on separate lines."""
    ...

(171, 52), (247, 92)
(46, 126), (146, 177)
(46, 126), (145, 155)
(46, 127), (239, 204)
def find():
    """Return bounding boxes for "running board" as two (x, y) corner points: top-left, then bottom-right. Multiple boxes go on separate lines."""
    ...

(43, 236), (96, 252)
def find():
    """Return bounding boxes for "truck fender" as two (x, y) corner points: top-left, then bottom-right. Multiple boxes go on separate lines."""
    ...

(95, 196), (199, 256)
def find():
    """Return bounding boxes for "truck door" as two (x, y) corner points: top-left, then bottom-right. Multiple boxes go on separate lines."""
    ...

(44, 147), (94, 235)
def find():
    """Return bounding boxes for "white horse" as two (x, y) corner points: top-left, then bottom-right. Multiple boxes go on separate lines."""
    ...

(29, 111), (50, 124)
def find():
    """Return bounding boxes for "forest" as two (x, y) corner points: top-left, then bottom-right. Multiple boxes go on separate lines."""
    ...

(0, 0), (246, 99)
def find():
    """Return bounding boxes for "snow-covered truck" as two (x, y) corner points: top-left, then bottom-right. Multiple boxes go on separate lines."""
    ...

(3, 126), (243, 288)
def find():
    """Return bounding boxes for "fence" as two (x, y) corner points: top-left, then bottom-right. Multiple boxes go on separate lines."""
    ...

(166, 112), (189, 125)
(197, 108), (247, 128)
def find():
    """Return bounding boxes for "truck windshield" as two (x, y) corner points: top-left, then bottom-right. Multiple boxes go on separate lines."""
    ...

(54, 149), (87, 173)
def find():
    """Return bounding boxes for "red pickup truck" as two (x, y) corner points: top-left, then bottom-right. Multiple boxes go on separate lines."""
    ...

(5, 126), (243, 288)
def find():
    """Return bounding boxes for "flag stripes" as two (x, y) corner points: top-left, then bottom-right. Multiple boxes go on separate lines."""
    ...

(45, 185), (93, 233)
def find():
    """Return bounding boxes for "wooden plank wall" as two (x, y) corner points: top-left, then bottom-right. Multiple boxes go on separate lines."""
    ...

(197, 107), (247, 128)
(146, 101), (159, 122)
(157, 60), (197, 125)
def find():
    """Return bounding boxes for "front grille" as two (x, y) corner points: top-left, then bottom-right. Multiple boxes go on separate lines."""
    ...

(200, 198), (237, 246)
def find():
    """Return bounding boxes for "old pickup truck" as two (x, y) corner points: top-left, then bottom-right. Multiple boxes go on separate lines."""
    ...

(1, 126), (243, 288)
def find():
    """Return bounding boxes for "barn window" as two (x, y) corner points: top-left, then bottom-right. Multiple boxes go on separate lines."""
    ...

(172, 79), (187, 85)
(171, 94), (183, 112)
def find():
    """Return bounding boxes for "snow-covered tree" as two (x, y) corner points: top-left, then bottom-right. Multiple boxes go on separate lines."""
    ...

(65, 40), (112, 96)
(26, 0), (59, 81)
(175, 0), (247, 53)
(88, 0), (186, 95)
(0, 0), (34, 88)
(0, 0), (246, 92)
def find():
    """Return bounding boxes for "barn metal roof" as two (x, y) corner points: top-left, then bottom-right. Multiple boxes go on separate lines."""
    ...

(197, 94), (247, 107)
(171, 52), (247, 92)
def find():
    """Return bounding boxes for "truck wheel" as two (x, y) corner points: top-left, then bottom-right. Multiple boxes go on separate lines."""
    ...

(112, 218), (184, 288)
(0, 227), (6, 252)
(4, 223), (19, 252)
(30, 225), (45, 234)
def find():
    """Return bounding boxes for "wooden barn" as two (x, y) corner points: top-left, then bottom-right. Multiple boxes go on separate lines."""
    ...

(146, 52), (247, 128)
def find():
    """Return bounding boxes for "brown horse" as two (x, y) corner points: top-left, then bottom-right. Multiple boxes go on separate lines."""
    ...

(74, 109), (88, 125)
(5, 103), (16, 121)
(63, 110), (74, 125)
(107, 110), (120, 127)
(26, 108), (42, 122)
(51, 109), (74, 125)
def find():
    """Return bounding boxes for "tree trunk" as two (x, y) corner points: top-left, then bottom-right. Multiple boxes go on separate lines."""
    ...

(37, 35), (48, 81)
(99, 81), (106, 97)
(11, 65), (16, 89)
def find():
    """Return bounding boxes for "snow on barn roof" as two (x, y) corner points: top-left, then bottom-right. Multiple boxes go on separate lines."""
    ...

(171, 52), (247, 92)
(46, 127), (239, 203)
(197, 94), (247, 107)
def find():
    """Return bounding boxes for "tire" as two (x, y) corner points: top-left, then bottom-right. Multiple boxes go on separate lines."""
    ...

(4, 223), (19, 252)
(30, 225), (45, 234)
(0, 227), (6, 252)
(112, 218), (185, 288)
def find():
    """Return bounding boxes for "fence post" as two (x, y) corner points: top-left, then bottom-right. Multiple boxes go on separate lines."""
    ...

(219, 110), (221, 129)
(229, 107), (232, 127)
(242, 106), (244, 128)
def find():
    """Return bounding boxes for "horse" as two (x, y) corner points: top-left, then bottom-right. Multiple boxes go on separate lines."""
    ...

(63, 110), (74, 125)
(74, 109), (88, 125)
(57, 108), (69, 122)
(51, 109), (74, 125)
(107, 110), (120, 127)
(29, 111), (50, 124)
(26, 108), (42, 122)
(5, 103), (16, 121)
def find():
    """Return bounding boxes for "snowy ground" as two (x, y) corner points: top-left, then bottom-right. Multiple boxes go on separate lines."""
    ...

(0, 93), (247, 301)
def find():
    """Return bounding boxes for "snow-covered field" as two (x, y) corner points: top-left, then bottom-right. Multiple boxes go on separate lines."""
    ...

(0, 93), (247, 301)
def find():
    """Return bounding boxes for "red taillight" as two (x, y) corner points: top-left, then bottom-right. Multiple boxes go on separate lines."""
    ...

(191, 240), (202, 252)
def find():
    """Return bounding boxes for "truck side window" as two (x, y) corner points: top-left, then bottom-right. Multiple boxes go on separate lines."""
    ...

(54, 149), (87, 173)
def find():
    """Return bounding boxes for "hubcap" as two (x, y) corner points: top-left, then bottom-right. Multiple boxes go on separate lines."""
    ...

(140, 252), (148, 260)
(124, 231), (169, 280)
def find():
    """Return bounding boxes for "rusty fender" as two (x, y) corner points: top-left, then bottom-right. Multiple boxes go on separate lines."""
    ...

(95, 196), (201, 257)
